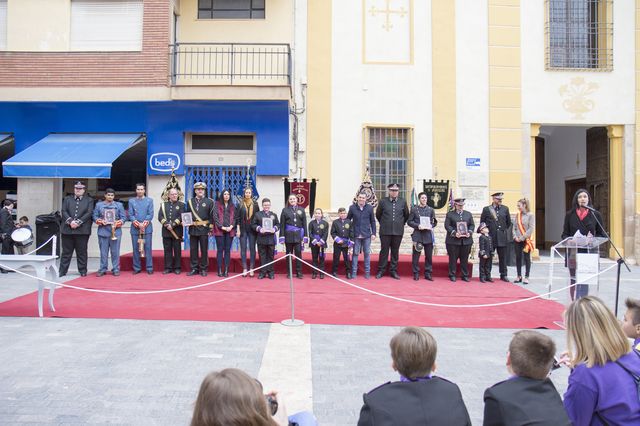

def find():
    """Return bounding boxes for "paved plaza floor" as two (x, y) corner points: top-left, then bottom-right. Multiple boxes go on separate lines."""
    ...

(1, 256), (638, 425)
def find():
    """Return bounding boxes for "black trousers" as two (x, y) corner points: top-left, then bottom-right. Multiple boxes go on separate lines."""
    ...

(514, 241), (531, 277)
(377, 234), (403, 275)
(59, 234), (89, 275)
(162, 236), (182, 271)
(257, 244), (275, 275)
(479, 255), (493, 279)
(446, 243), (471, 278)
(412, 243), (433, 276)
(310, 244), (325, 274)
(190, 235), (209, 272)
(494, 246), (508, 278)
(285, 242), (302, 274)
(332, 245), (351, 275)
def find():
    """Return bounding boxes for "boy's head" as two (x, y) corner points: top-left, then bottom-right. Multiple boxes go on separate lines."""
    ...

(390, 327), (437, 379)
(478, 222), (489, 235)
(622, 298), (640, 340)
(507, 330), (556, 380)
(338, 207), (347, 219)
(19, 216), (28, 225)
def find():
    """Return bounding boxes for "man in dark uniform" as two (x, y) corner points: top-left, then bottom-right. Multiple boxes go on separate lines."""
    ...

(279, 194), (308, 278)
(375, 183), (409, 279)
(251, 198), (280, 279)
(186, 182), (214, 277)
(59, 181), (94, 277)
(445, 198), (475, 282)
(480, 192), (512, 282)
(407, 192), (437, 281)
(330, 207), (354, 279)
(0, 200), (16, 272)
(158, 188), (186, 275)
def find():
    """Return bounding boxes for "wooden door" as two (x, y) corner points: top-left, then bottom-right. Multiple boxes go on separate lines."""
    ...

(534, 136), (546, 249)
(586, 126), (610, 254)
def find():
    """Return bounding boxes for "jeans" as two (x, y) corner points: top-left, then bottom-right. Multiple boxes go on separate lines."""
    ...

(98, 235), (121, 273)
(215, 233), (233, 272)
(131, 232), (153, 272)
(238, 231), (257, 270)
(352, 236), (372, 276)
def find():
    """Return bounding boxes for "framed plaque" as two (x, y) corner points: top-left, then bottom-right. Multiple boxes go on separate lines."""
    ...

(103, 209), (116, 225)
(420, 216), (432, 230)
(456, 221), (468, 235)
(181, 212), (193, 226)
(262, 217), (274, 233)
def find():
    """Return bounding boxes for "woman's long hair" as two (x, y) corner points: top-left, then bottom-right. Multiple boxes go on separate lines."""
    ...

(191, 369), (277, 426)
(571, 188), (593, 210)
(218, 189), (232, 204)
(565, 296), (630, 368)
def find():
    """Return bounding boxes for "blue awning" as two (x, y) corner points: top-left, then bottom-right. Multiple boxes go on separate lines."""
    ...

(2, 133), (144, 178)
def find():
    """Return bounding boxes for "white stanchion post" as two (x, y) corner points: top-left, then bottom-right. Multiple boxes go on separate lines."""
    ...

(281, 254), (304, 326)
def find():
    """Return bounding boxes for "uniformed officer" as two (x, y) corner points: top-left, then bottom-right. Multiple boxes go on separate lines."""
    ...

(158, 188), (186, 275)
(375, 183), (410, 279)
(93, 188), (126, 277)
(128, 183), (154, 275)
(251, 197), (280, 279)
(59, 181), (94, 277)
(480, 192), (512, 282)
(186, 182), (215, 277)
(331, 207), (354, 279)
(407, 192), (437, 281)
(445, 198), (475, 282)
(279, 193), (308, 278)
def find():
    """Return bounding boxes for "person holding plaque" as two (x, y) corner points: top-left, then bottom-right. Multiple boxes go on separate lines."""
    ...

(279, 194), (308, 278)
(128, 183), (154, 275)
(375, 183), (410, 280)
(213, 189), (237, 277)
(445, 198), (475, 282)
(93, 188), (125, 277)
(252, 198), (280, 279)
(561, 188), (606, 300)
(407, 192), (437, 281)
(59, 181), (94, 277)
(235, 187), (259, 277)
(187, 182), (215, 277)
(308, 208), (329, 279)
(158, 188), (186, 275)
(480, 192), (512, 282)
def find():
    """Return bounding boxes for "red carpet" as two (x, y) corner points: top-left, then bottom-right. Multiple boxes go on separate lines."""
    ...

(0, 261), (563, 329)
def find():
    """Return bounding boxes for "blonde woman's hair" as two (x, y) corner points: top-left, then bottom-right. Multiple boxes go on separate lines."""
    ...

(517, 198), (530, 213)
(565, 296), (630, 368)
(191, 368), (278, 426)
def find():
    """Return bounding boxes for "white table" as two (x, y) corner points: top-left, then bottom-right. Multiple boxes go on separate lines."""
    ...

(0, 255), (58, 317)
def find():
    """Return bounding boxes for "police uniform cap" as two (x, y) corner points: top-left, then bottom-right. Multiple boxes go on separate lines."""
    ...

(477, 222), (488, 233)
(194, 182), (207, 189)
(73, 181), (86, 189)
(491, 192), (504, 199)
(387, 183), (400, 190)
(453, 198), (465, 204)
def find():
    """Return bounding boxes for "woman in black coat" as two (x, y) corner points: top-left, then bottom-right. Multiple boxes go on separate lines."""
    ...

(561, 188), (605, 300)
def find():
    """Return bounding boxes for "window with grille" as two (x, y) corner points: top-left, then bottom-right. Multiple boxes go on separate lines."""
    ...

(546, 0), (613, 70)
(70, 0), (143, 51)
(364, 127), (414, 203)
(198, 0), (265, 19)
(0, 0), (6, 50)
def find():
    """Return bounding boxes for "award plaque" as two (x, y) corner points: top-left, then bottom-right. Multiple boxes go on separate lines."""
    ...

(420, 216), (432, 230)
(262, 217), (274, 233)
(456, 221), (468, 235)
(103, 209), (116, 225)
(181, 212), (194, 226)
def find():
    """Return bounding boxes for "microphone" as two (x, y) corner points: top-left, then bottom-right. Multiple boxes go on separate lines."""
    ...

(582, 205), (597, 212)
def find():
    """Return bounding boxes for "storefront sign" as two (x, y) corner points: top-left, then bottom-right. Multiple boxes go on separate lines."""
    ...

(149, 152), (181, 174)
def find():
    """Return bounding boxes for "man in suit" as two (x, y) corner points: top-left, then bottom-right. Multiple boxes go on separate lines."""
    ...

(407, 192), (437, 281)
(480, 192), (512, 282)
(158, 188), (186, 275)
(483, 330), (570, 426)
(0, 200), (16, 272)
(375, 183), (409, 280)
(186, 182), (215, 277)
(445, 198), (475, 282)
(279, 194), (308, 278)
(358, 327), (471, 426)
(59, 181), (94, 277)
(348, 192), (376, 279)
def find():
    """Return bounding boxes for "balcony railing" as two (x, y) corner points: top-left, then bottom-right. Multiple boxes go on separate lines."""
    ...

(169, 43), (291, 87)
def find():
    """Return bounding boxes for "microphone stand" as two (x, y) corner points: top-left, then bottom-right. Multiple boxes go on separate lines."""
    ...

(585, 205), (630, 316)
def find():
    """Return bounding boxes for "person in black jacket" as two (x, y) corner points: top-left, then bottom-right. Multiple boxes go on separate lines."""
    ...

(561, 188), (606, 300)
(0, 200), (16, 271)
(251, 198), (280, 280)
(158, 188), (186, 275)
(331, 207), (354, 279)
(279, 194), (308, 278)
(358, 326), (471, 426)
(347, 192), (376, 279)
(445, 198), (475, 282)
(477, 222), (494, 283)
(407, 192), (437, 281)
(483, 330), (570, 426)
(59, 181), (94, 277)
(308, 208), (329, 279)
(186, 182), (215, 277)
(236, 186), (259, 277)
(375, 183), (409, 279)
(480, 192), (512, 282)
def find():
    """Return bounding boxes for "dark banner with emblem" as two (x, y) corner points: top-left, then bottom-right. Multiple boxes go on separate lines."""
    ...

(423, 179), (449, 209)
(290, 181), (311, 209)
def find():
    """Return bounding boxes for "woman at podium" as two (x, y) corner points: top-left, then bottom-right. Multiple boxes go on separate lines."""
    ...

(561, 189), (606, 300)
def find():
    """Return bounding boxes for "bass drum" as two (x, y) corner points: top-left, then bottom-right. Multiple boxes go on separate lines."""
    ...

(11, 228), (34, 248)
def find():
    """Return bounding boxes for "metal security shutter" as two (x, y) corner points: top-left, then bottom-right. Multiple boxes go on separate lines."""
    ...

(70, 0), (143, 51)
(0, 0), (7, 50)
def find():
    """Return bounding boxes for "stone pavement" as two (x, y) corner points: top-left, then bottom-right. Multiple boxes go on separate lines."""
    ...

(0, 256), (638, 425)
